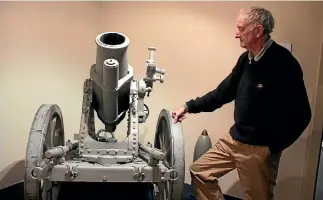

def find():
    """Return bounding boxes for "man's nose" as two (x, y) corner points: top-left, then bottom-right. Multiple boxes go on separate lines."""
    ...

(235, 32), (240, 38)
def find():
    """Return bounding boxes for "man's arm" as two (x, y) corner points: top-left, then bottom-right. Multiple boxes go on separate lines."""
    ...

(185, 53), (247, 114)
(275, 56), (312, 152)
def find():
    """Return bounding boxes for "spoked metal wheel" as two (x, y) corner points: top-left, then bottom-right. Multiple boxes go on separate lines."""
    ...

(154, 109), (185, 200)
(24, 104), (65, 200)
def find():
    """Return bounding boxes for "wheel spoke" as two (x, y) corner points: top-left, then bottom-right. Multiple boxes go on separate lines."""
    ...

(24, 104), (65, 200)
(45, 118), (56, 151)
(159, 131), (163, 151)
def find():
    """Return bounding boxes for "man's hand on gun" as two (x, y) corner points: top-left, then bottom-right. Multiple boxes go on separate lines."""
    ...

(172, 105), (188, 123)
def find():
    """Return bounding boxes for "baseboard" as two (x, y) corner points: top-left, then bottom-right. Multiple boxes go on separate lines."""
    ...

(0, 181), (242, 200)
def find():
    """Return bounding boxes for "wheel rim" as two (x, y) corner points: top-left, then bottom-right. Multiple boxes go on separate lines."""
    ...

(24, 104), (65, 200)
(154, 109), (185, 200)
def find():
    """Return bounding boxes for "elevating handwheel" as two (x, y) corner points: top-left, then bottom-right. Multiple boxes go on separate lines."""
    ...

(24, 104), (65, 200)
(154, 109), (185, 200)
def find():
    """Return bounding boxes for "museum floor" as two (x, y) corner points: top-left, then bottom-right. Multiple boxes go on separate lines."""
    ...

(0, 182), (241, 200)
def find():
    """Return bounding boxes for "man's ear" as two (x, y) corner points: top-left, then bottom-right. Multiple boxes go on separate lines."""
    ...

(256, 25), (264, 38)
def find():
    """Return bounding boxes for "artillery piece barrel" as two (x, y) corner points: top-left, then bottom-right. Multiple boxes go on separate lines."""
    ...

(95, 32), (129, 80)
(139, 143), (165, 160)
(90, 32), (133, 133)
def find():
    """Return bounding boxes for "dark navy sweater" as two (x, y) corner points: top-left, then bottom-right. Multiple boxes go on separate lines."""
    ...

(186, 41), (312, 154)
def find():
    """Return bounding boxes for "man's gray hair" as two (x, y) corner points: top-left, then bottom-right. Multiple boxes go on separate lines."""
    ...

(239, 6), (275, 35)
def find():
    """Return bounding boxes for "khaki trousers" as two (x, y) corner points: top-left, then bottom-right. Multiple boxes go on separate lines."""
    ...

(190, 133), (281, 200)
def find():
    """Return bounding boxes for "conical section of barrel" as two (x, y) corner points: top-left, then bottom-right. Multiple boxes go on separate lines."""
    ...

(193, 129), (212, 161)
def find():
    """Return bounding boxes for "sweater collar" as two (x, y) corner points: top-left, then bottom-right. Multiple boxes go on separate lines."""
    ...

(248, 36), (273, 63)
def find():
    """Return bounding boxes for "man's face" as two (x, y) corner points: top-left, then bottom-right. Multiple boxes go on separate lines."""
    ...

(235, 15), (257, 49)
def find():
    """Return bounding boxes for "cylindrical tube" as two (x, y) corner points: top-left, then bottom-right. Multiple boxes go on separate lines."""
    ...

(95, 32), (130, 81)
(155, 67), (165, 75)
(149, 50), (155, 61)
(45, 146), (67, 159)
(91, 32), (132, 129)
(44, 142), (78, 159)
(103, 59), (119, 90)
(148, 47), (156, 61)
(139, 143), (165, 160)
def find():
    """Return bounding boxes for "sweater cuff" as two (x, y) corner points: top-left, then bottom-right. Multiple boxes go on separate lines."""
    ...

(185, 99), (197, 113)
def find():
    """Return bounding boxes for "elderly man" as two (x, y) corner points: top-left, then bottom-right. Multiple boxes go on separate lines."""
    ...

(172, 6), (312, 200)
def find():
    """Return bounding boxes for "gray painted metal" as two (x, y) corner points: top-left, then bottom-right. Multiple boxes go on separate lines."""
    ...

(154, 109), (185, 200)
(24, 32), (186, 200)
(24, 104), (65, 200)
(90, 32), (133, 133)
(48, 161), (172, 183)
(193, 130), (212, 162)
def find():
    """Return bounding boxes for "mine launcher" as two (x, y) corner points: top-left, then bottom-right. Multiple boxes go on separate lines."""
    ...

(24, 32), (185, 200)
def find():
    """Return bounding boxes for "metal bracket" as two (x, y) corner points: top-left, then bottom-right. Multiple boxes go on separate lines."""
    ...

(65, 165), (78, 180)
(132, 166), (146, 182)
(31, 160), (56, 180)
(163, 169), (178, 181)
(160, 160), (179, 182)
